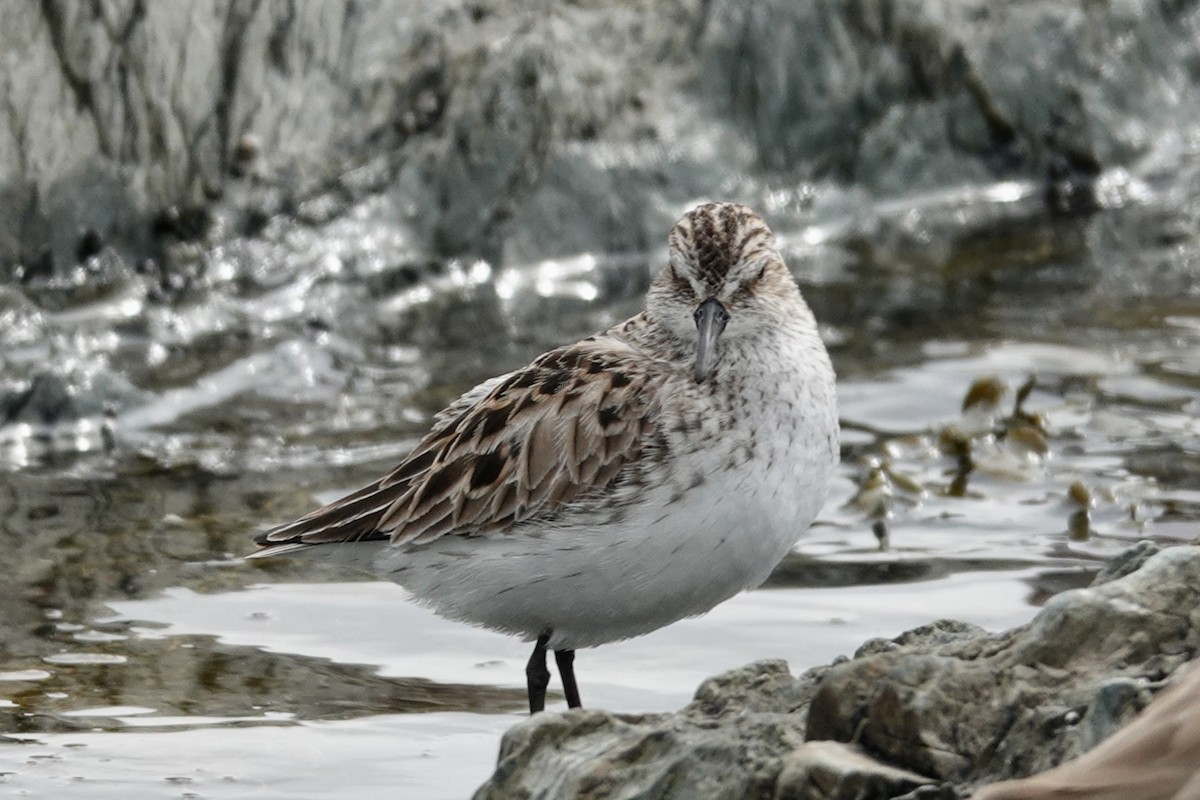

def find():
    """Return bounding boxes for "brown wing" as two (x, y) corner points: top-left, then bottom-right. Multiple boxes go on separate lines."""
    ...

(253, 337), (659, 550)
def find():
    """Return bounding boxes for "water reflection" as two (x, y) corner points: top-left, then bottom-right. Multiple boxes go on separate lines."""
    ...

(3, 630), (525, 736)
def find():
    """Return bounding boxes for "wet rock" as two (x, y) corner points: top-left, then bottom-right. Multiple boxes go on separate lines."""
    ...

(473, 544), (1200, 798)
(476, 660), (817, 800)
(0, 286), (47, 347)
(806, 543), (1198, 789)
(152, 206), (214, 244)
(4, 0), (1198, 271)
(1, 373), (75, 426)
(74, 228), (105, 263)
(970, 661), (1200, 800)
(406, 31), (554, 263)
(775, 741), (934, 800)
(1090, 539), (1160, 586)
(697, 0), (1195, 196)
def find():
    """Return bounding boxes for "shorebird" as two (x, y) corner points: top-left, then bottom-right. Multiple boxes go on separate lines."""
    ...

(249, 202), (839, 713)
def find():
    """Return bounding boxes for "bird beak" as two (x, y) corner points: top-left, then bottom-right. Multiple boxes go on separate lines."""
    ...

(693, 298), (730, 383)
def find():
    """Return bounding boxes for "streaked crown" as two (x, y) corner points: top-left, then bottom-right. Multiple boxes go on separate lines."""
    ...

(666, 203), (778, 298)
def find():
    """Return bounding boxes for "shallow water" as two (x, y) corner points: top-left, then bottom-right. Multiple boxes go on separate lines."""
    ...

(6, 574), (1046, 798)
(4, 164), (1200, 796)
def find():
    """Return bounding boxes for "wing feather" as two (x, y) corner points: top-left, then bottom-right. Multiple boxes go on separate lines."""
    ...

(253, 337), (660, 551)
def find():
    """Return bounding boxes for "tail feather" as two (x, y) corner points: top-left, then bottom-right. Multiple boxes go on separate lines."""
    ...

(251, 477), (406, 552)
(245, 541), (314, 559)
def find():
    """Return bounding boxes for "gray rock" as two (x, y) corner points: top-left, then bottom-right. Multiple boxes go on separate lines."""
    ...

(473, 545), (1200, 799)
(970, 661), (1200, 800)
(1090, 540), (1160, 585)
(697, 0), (1197, 195)
(775, 741), (934, 800)
(5, 0), (1199, 272)
(476, 661), (814, 800)
(808, 545), (1199, 788)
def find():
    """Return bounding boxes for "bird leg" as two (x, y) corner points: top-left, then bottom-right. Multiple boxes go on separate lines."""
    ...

(554, 648), (582, 709)
(526, 633), (551, 714)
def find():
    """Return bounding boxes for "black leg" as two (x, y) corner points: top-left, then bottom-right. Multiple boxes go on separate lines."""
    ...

(526, 633), (551, 714)
(554, 648), (582, 709)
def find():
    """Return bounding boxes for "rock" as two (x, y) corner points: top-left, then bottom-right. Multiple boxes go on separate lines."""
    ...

(970, 661), (1200, 800)
(1, 372), (74, 426)
(473, 544), (1200, 798)
(1090, 539), (1161, 586)
(806, 544), (1198, 787)
(476, 661), (815, 800)
(4, 1), (1200, 271)
(775, 741), (934, 800)
(696, 0), (1196, 195)
(405, 28), (555, 263)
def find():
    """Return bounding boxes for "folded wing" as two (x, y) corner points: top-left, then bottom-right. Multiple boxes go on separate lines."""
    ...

(253, 338), (660, 550)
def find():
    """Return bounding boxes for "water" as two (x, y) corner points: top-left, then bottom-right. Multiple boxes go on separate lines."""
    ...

(3, 162), (1200, 796)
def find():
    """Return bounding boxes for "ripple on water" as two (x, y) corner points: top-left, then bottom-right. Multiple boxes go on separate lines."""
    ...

(0, 669), (52, 681)
(59, 706), (156, 718)
(42, 654), (128, 666)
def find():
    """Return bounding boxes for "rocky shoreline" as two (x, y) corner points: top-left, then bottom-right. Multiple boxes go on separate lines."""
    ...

(5, 0), (1198, 274)
(474, 542), (1200, 799)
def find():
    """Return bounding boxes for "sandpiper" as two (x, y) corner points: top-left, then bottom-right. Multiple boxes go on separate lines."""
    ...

(250, 202), (839, 713)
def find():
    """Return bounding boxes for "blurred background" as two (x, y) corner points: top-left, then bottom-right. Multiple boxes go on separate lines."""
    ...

(2, 1), (1200, 797)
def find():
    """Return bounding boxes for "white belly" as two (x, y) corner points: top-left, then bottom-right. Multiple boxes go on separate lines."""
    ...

(370, 408), (836, 649)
